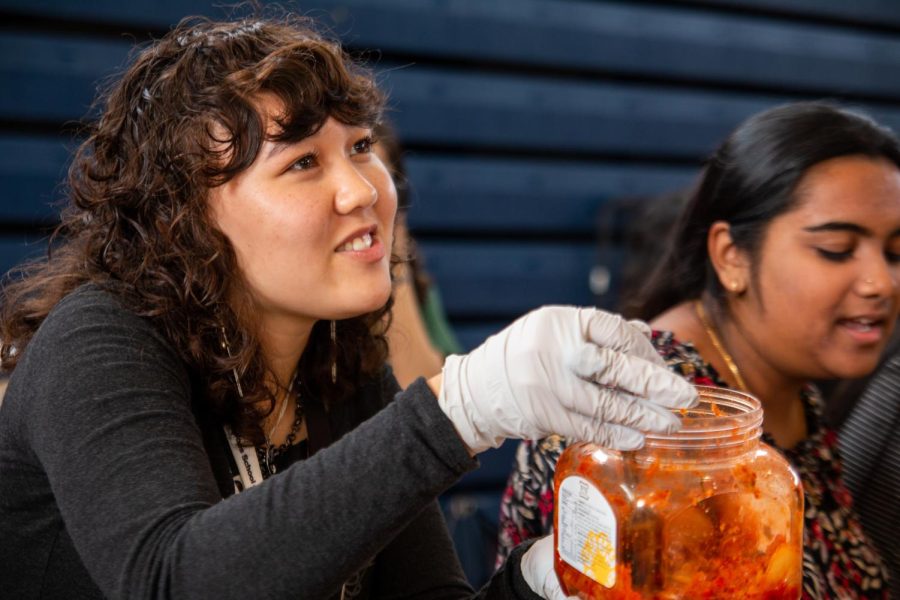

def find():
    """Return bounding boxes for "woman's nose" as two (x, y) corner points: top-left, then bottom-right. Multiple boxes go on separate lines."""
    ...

(857, 254), (899, 298)
(334, 163), (378, 214)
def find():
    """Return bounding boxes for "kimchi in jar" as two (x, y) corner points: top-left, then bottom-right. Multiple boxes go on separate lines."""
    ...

(553, 386), (803, 600)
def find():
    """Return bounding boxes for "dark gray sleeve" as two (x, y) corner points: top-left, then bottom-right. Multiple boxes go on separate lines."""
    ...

(18, 290), (494, 599)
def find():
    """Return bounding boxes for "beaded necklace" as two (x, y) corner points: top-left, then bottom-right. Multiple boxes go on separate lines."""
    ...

(258, 381), (304, 475)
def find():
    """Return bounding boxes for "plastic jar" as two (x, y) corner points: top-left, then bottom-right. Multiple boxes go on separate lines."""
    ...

(553, 386), (803, 599)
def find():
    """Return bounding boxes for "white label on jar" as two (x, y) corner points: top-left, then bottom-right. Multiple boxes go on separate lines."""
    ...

(557, 475), (617, 588)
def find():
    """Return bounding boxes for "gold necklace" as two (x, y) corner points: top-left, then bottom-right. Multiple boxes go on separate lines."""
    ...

(693, 300), (749, 392)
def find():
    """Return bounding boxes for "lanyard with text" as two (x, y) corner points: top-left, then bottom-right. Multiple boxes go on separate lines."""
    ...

(224, 426), (264, 489)
(222, 398), (330, 490)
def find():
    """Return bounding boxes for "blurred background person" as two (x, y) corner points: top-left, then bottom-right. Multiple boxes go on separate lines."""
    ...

(375, 121), (463, 388)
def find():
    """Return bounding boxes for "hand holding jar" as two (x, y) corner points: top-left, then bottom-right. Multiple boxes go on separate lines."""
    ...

(436, 305), (699, 455)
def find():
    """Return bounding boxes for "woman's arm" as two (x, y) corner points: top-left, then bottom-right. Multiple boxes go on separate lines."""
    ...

(16, 288), (477, 600)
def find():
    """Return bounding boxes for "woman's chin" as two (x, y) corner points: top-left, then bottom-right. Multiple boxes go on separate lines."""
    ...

(822, 355), (883, 381)
(336, 287), (392, 319)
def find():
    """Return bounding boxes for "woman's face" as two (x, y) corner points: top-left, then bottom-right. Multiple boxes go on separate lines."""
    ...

(208, 99), (397, 335)
(734, 154), (900, 380)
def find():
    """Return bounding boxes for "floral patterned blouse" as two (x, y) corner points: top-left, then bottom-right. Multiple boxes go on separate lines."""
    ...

(497, 331), (890, 599)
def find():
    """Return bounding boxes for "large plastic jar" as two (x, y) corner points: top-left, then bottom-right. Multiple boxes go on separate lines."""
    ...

(553, 386), (803, 599)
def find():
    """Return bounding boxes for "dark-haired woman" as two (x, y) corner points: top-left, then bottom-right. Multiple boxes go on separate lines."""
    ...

(497, 102), (898, 598)
(0, 15), (697, 600)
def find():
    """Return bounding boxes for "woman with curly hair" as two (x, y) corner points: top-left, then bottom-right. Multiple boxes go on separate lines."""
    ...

(0, 14), (696, 600)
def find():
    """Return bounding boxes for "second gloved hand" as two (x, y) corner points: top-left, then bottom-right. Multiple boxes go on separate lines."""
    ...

(438, 306), (697, 453)
(520, 536), (577, 600)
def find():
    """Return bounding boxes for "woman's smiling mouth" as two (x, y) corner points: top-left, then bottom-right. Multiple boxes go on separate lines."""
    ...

(337, 232), (374, 252)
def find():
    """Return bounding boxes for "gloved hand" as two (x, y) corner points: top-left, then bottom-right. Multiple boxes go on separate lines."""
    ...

(437, 306), (697, 454)
(520, 535), (577, 600)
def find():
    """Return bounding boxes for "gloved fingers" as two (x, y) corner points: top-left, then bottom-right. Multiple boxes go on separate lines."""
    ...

(580, 308), (667, 367)
(625, 318), (669, 368)
(568, 377), (682, 433)
(574, 421), (646, 450)
(569, 345), (697, 409)
(627, 318), (652, 338)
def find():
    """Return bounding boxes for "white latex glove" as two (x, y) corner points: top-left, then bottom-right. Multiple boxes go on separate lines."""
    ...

(520, 535), (577, 600)
(438, 306), (697, 453)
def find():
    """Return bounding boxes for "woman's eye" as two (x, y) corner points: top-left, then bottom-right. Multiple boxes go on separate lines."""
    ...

(886, 250), (900, 264)
(816, 248), (853, 262)
(352, 136), (374, 155)
(290, 153), (318, 171)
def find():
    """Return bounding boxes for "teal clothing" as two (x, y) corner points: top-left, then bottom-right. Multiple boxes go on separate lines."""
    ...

(422, 285), (463, 356)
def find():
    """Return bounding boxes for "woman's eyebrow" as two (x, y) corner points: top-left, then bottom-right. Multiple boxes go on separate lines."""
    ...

(265, 141), (292, 160)
(803, 222), (869, 235)
(803, 222), (900, 238)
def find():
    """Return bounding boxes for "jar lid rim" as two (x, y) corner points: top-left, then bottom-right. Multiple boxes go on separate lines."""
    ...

(644, 384), (764, 443)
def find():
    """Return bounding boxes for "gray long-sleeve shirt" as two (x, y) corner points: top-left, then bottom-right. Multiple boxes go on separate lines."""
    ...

(0, 285), (540, 600)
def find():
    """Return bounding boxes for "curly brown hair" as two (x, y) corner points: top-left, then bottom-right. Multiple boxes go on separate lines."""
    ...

(0, 15), (392, 444)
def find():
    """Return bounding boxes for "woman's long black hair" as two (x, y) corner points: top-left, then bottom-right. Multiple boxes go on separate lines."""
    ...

(624, 101), (900, 321)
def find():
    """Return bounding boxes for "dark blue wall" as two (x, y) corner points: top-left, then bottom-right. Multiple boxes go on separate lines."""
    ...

(6, 0), (900, 347)
(0, 0), (900, 346)
(3, 0), (900, 587)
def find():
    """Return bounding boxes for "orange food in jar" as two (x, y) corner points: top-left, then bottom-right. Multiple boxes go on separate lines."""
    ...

(554, 386), (803, 599)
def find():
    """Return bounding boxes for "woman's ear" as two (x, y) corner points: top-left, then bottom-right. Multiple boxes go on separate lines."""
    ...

(707, 221), (749, 294)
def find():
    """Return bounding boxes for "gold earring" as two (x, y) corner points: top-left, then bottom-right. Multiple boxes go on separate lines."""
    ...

(330, 320), (337, 384)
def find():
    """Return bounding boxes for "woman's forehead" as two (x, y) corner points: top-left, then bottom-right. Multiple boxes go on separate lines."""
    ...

(782, 155), (900, 227)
